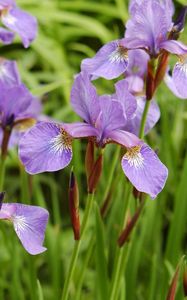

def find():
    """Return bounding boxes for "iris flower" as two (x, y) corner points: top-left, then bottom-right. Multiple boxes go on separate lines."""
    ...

(19, 72), (168, 198)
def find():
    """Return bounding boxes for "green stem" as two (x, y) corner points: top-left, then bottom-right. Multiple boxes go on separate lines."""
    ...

(139, 101), (151, 139)
(61, 192), (95, 300)
(109, 184), (132, 300)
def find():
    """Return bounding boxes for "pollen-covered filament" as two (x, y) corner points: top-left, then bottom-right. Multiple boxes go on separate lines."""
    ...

(124, 145), (144, 169)
(109, 45), (128, 63)
(50, 128), (72, 153)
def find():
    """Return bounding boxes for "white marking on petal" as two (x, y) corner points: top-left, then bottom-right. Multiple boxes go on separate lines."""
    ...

(108, 46), (128, 64)
(177, 56), (187, 76)
(2, 12), (17, 25)
(13, 215), (28, 232)
(49, 129), (72, 154)
(124, 146), (144, 169)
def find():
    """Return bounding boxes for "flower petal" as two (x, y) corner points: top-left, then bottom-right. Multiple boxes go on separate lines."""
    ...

(81, 39), (128, 79)
(164, 71), (187, 99)
(2, 6), (37, 47)
(0, 27), (14, 44)
(0, 203), (49, 255)
(172, 60), (187, 98)
(0, 59), (20, 86)
(160, 40), (187, 55)
(71, 72), (100, 124)
(125, 97), (160, 135)
(114, 79), (137, 120)
(121, 143), (168, 198)
(107, 129), (141, 148)
(19, 122), (73, 174)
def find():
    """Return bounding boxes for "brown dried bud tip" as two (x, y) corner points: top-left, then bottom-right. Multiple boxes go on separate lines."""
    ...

(88, 154), (103, 194)
(118, 201), (144, 247)
(85, 140), (95, 183)
(183, 266), (187, 297)
(69, 170), (80, 240)
(154, 51), (169, 90)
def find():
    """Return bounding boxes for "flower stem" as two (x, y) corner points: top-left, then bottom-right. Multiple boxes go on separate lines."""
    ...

(109, 184), (132, 300)
(139, 100), (151, 139)
(61, 192), (95, 300)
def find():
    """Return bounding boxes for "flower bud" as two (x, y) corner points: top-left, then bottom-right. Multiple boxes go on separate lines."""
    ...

(146, 60), (155, 100)
(69, 170), (80, 240)
(166, 265), (180, 300)
(88, 154), (103, 194)
(171, 6), (187, 39)
(154, 51), (169, 90)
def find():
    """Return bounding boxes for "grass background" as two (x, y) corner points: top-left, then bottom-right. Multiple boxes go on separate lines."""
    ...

(1, 0), (187, 299)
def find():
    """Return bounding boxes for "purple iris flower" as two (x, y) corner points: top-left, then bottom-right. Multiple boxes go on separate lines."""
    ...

(19, 72), (168, 198)
(0, 58), (20, 86)
(0, 0), (37, 47)
(0, 193), (49, 255)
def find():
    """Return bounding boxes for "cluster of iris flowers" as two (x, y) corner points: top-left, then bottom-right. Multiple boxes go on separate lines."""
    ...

(0, 0), (186, 272)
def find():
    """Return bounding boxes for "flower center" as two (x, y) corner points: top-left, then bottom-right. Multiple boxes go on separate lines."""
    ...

(108, 45), (128, 63)
(50, 128), (72, 153)
(124, 145), (144, 169)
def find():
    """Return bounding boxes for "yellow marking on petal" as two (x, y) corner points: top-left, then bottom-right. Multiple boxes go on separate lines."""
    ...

(124, 145), (144, 169)
(14, 118), (36, 131)
(50, 128), (73, 153)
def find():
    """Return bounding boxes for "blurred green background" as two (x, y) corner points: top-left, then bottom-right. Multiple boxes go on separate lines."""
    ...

(1, 0), (187, 299)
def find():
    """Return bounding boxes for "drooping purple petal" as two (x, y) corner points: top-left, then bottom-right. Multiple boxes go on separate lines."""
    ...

(164, 71), (187, 99)
(125, 49), (149, 78)
(0, 27), (14, 44)
(0, 59), (20, 86)
(114, 79), (137, 120)
(81, 39), (128, 80)
(160, 40), (187, 55)
(125, 75), (144, 93)
(121, 143), (168, 198)
(19, 122), (73, 174)
(0, 203), (49, 255)
(1, 6), (37, 48)
(125, 97), (160, 135)
(71, 72), (100, 124)
(171, 60), (187, 99)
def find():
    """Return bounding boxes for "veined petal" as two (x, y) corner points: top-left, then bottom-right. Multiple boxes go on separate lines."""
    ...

(0, 203), (49, 255)
(0, 27), (14, 44)
(125, 75), (144, 93)
(0, 59), (20, 86)
(164, 71), (187, 99)
(19, 122), (73, 174)
(81, 39), (128, 80)
(114, 79), (137, 120)
(172, 59), (187, 99)
(160, 40), (187, 55)
(121, 143), (168, 198)
(70, 72), (100, 124)
(107, 129), (141, 148)
(1, 6), (37, 48)
(125, 97), (160, 135)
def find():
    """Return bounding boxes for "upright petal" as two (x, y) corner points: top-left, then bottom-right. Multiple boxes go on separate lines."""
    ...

(0, 59), (20, 86)
(0, 27), (14, 44)
(0, 203), (49, 255)
(125, 97), (160, 135)
(19, 122), (73, 174)
(121, 143), (168, 198)
(1, 6), (37, 47)
(71, 72), (100, 124)
(114, 79), (137, 120)
(98, 96), (126, 137)
(81, 39), (128, 79)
